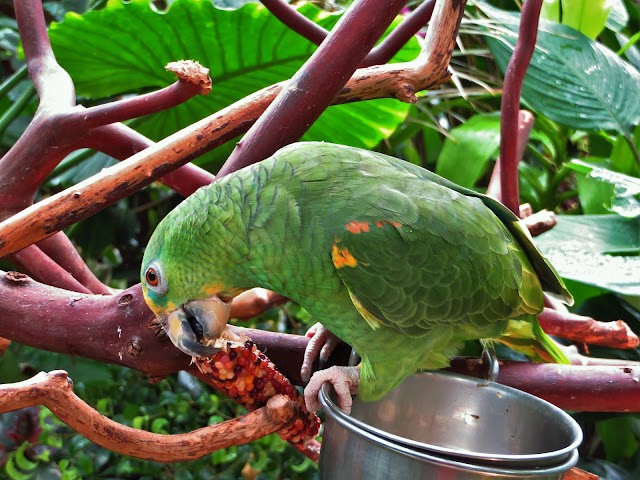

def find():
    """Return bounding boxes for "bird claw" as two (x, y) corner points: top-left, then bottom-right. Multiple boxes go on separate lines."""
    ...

(300, 322), (340, 384)
(304, 365), (360, 414)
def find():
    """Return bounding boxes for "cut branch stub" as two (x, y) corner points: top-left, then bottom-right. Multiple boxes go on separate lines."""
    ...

(0, 370), (298, 463)
(166, 60), (212, 95)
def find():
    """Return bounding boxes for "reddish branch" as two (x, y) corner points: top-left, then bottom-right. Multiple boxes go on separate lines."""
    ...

(499, 1), (543, 215)
(488, 110), (534, 201)
(65, 61), (212, 131)
(0, 0), (464, 256)
(0, 371), (299, 463)
(218, 0), (409, 176)
(36, 232), (112, 294)
(261, 0), (327, 46)
(261, 0), (436, 67)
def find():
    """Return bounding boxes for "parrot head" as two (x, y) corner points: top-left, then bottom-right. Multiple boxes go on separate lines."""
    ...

(140, 211), (234, 358)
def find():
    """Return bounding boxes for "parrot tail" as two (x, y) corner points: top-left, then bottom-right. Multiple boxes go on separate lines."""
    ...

(498, 317), (570, 364)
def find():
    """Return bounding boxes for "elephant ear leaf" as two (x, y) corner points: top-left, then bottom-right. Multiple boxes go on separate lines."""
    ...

(48, 0), (419, 168)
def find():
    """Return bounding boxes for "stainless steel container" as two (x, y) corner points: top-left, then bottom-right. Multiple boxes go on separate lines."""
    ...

(319, 371), (582, 479)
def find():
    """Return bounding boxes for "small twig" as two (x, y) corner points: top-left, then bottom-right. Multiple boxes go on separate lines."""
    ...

(362, 0), (436, 67)
(499, 1), (543, 214)
(539, 307), (639, 349)
(65, 61), (212, 130)
(261, 0), (327, 45)
(0, 371), (297, 463)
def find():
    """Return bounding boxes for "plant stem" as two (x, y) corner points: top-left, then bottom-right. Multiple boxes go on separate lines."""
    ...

(0, 84), (36, 136)
(499, 0), (543, 215)
(0, 64), (28, 98)
(624, 133), (640, 166)
(617, 30), (640, 56)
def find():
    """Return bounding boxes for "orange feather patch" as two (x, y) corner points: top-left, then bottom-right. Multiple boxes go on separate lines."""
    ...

(345, 221), (370, 234)
(332, 244), (358, 269)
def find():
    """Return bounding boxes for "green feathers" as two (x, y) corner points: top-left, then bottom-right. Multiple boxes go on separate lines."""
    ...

(143, 141), (572, 401)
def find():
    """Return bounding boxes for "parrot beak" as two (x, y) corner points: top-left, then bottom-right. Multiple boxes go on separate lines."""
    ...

(163, 296), (232, 358)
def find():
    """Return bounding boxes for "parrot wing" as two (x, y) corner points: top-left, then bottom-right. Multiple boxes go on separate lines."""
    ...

(326, 159), (569, 365)
(376, 152), (573, 306)
(330, 178), (543, 339)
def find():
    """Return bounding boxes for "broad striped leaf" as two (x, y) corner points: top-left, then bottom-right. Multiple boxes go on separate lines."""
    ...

(481, 3), (640, 135)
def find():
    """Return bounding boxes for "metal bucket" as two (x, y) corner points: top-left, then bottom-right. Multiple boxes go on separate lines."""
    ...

(319, 371), (582, 479)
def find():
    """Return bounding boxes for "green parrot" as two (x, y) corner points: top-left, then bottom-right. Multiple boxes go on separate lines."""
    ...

(141, 142), (572, 413)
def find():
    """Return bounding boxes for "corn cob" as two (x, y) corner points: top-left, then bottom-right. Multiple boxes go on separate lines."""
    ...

(195, 338), (321, 455)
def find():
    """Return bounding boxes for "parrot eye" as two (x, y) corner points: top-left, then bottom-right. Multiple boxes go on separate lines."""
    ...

(145, 268), (159, 286)
(144, 262), (166, 294)
(218, 292), (233, 304)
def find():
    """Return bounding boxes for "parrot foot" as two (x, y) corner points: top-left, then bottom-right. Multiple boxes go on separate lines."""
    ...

(304, 365), (360, 414)
(300, 323), (340, 384)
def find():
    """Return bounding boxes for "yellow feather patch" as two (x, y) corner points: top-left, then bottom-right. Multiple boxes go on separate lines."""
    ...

(332, 244), (358, 269)
(348, 290), (382, 330)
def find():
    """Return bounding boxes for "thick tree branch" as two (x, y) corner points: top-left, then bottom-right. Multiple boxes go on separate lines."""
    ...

(0, 0), (465, 257)
(448, 358), (640, 412)
(1, 271), (639, 412)
(82, 122), (216, 197)
(499, 2), (543, 215)
(218, 0), (408, 177)
(14, 0), (74, 109)
(0, 371), (298, 463)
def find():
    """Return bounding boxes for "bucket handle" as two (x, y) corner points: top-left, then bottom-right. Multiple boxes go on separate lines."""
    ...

(481, 344), (500, 383)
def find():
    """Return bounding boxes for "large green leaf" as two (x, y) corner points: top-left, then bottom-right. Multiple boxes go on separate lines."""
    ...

(535, 215), (640, 296)
(49, 0), (419, 168)
(570, 159), (640, 218)
(435, 113), (500, 187)
(481, 3), (640, 134)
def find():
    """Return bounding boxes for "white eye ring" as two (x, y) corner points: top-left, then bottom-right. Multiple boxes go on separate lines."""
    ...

(144, 262), (167, 295)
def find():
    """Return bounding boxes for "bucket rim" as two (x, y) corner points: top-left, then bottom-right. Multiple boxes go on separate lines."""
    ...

(319, 371), (582, 468)
(320, 383), (579, 477)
